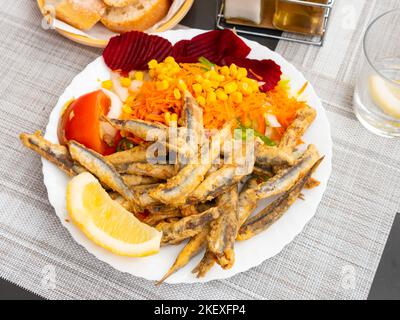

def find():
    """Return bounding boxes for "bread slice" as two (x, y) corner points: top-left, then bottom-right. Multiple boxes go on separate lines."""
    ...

(54, 0), (106, 30)
(101, 0), (171, 33)
(103, 0), (139, 7)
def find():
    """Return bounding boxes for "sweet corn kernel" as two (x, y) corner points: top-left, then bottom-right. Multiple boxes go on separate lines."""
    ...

(229, 64), (238, 77)
(195, 74), (204, 83)
(125, 95), (135, 105)
(224, 82), (238, 94)
(231, 91), (243, 103)
(239, 82), (253, 96)
(202, 79), (212, 90)
(178, 79), (187, 91)
(220, 66), (230, 76)
(159, 66), (170, 75)
(149, 69), (157, 78)
(249, 79), (260, 91)
(170, 66), (181, 74)
(192, 83), (203, 94)
(210, 81), (219, 89)
(101, 80), (113, 90)
(218, 75), (226, 82)
(203, 71), (211, 79)
(210, 71), (224, 82)
(207, 91), (217, 104)
(156, 79), (169, 91)
(122, 104), (132, 114)
(216, 89), (228, 101)
(236, 68), (248, 80)
(148, 59), (158, 69)
(242, 78), (259, 91)
(165, 56), (176, 64)
(164, 112), (171, 125)
(157, 74), (169, 81)
(171, 113), (178, 122)
(197, 96), (206, 106)
(134, 71), (144, 81)
(120, 77), (132, 88)
(174, 88), (182, 100)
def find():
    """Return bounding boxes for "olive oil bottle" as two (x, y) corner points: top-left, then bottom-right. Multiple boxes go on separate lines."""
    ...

(273, 0), (329, 35)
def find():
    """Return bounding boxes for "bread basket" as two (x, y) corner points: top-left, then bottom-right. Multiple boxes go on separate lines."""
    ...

(37, 0), (194, 48)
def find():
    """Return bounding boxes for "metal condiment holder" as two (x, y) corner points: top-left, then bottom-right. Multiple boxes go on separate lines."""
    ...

(216, 0), (335, 46)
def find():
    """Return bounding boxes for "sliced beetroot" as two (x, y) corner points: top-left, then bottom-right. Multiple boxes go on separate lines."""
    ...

(222, 56), (282, 92)
(172, 30), (251, 65)
(103, 31), (173, 72)
(102, 30), (282, 91)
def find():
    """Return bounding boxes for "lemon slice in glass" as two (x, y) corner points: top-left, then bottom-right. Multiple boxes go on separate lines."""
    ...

(67, 172), (162, 257)
(369, 75), (400, 119)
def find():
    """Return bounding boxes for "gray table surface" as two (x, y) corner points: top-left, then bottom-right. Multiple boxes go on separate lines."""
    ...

(0, 0), (399, 300)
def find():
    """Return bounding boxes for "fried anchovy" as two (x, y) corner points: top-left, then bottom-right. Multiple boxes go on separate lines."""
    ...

(237, 177), (260, 227)
(279, 106), (317, 151)
(150, 123), (232, 206)
(206, 163), (224, 176)
(143, 209), (182, 227)
(192, 250), (216, 278)
(131, 184), (161, 208)
(158, 140), (196, 161)
(108, 192), (135, 212)
(180, 205), (199, 217)
(188, 140), (257, 204)
(146, 204), (179, 215)
(20, 132), (85, 176)
(238, 157), (324, 240)
(157, 227), (209, 284)
(121, 174), (160, 187)
(255, 145), (295, 168)
(159, 207), (220, 245)
(208, 186), (239, 269)
(304, 177), (320, 189)
(149, 145), (211, 206)
(182, 92), (205, 146)
(180, 200), (217, 217)
(252, 166), (274, 179)
(104, 144), (149, 165)
(197, 201), (216, 213)
(102, 116), (167, 141)
(187, 165), (239, 204)
(68, 141), (135, 202)
(255, 144), (320, 199)
(115, 162), (178, 179)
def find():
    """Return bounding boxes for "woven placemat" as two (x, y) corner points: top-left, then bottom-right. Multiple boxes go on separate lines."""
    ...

(0, 0), (399, 299)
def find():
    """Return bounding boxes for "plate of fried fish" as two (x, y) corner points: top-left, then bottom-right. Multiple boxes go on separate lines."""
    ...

(20, 29), (332, 283)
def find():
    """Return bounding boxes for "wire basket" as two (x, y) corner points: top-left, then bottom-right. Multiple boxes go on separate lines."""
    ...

(216, 0), (335, 46)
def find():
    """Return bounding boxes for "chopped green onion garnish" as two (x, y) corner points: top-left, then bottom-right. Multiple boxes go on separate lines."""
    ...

(199, 56), (215, 69)
(237, 123), (277, 147)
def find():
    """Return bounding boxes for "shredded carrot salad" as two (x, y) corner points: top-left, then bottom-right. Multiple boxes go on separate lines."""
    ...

(120, 57), (309, 143)
(127, 81), (183, 124)
(264, 80), (309, 141)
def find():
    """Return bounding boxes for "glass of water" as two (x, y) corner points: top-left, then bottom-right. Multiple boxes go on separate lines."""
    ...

(353, 9), (400, 137)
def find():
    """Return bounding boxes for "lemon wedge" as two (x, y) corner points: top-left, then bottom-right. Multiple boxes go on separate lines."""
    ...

(66, 172), (162, 257)
(369, 75), (400, 119)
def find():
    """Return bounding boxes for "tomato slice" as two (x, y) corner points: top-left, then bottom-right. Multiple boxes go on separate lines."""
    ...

(58, 90), (119, 155)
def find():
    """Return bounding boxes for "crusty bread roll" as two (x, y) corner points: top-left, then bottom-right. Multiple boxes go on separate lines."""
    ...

(101, 0), (171, 33)
(53, 0), (106, 30)
(103, 0), (138, 7)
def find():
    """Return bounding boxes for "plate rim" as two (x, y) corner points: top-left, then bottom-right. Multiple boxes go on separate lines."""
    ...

(37, 0), (195, 48)
(42, 28), (333, 284)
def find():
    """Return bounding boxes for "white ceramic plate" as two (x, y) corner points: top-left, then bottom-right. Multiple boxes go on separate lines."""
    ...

(43, 29), (332, 284)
